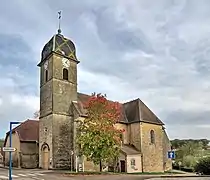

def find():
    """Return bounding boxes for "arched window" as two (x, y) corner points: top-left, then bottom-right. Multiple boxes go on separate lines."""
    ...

(63, 68), (68, 80)
(45, 70), (48, 82)
(150, 130), (155, 144)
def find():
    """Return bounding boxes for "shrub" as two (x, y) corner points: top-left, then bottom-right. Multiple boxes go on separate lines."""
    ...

(194, 157), (210, 174)
(182, 155), (197, 168)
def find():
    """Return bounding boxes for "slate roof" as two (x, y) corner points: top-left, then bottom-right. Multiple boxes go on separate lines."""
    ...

(5, 119), (39, 143)
(121, 144), (141, 155)
(38, 33), (79, 66)
(74, 93), (164, 125)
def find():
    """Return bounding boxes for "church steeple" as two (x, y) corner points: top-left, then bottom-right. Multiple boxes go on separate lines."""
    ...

(38, 14), (79, 169)
(37, 11), (80, 67)
(37, 33), (79, 67)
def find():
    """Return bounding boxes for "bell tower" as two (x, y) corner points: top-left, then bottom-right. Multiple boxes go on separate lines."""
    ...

(37, 29), (80, 169)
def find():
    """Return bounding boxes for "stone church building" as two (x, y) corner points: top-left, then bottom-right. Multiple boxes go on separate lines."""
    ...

(3, 30), (171, 172)
(37, 30), (172, 173)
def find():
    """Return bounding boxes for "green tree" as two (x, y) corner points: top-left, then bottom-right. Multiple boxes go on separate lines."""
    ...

(175, 141), (203, 168)
(180, 141), (203, 157)
(182, 155), (197, 168)
(76, 93), (123, 172)
(171, 139), (209, 150)
(194, 157), (210, 174)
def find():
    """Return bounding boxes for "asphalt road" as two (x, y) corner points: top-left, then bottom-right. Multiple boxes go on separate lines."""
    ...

(0, 168), (160, 180)
(0, 168), (209, 180)
(149, 178), (210, 180)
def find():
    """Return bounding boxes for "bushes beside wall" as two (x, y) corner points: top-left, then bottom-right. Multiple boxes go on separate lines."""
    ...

(173, 157), (210, 174)
(194, 157), (210, 175)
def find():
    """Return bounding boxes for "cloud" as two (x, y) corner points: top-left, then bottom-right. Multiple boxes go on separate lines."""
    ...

(0, 33), (39, 137)
(1, 0), (210, 140)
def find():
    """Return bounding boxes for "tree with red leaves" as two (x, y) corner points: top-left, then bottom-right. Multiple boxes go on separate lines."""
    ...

(76, 93), (124, 171)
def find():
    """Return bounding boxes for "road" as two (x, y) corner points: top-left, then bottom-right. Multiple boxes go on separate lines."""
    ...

(0, 168), (209, 180)
(0, 168), (67, 180)
(0, 168), (161, 180)
(149, 178), (210, 180)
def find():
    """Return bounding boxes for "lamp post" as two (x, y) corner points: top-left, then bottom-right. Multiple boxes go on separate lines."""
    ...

(9, 122), (21, 180)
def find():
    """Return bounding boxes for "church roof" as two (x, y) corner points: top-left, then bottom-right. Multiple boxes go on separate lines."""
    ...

(5, 119), (39, 144)
(37, 33), (79, 66)
(74, 93), (164, 125)
(121, 144), (141, 155)
(123, 98), (164, 125)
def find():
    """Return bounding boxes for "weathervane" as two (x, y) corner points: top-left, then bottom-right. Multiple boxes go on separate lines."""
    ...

(58, 11), (62, 34)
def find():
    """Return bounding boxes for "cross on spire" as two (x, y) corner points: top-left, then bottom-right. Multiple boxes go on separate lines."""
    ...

(58, 11), (62, 34)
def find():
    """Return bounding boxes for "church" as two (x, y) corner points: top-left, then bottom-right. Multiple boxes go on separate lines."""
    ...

(3, 27), (171, 172)
(37, 28), (172, 173)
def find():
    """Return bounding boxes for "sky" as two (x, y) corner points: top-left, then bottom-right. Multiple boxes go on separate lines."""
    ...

(1, 0), (210, 140)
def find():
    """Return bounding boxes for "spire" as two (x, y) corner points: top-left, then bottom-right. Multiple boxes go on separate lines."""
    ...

(58, 11), (62, 34)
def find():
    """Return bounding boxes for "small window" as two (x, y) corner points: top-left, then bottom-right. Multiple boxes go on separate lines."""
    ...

(45, 70), (48, 82)
(131, 159), (135, 166)
(63, 68), (68, 80)
(150, 130), (155, 144)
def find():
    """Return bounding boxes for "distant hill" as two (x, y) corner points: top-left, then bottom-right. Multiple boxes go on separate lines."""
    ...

(170, 139), (210, 149)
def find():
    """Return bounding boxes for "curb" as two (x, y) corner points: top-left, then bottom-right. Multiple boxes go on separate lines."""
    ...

(160, 175), (210, 178)
(0, 166), (21, 170)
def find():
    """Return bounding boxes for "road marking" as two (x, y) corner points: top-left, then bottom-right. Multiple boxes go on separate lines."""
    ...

(17, 173), (27, 176)
(0, 172), (46, 179)
(0, 175), (8, 179)
(28, 173), (36, 176)
(11, 174), (19, 178)
(35, 173), (45, 176)
(6, 174), (19, 178)
(32, 177), (45, 180)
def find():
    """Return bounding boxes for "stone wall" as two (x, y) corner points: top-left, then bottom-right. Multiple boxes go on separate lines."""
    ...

(129, 123), (141, 150)
(140, 122), (164, 172)
(162, 129), (172, 171)
(4, 132), (20, 167)
(40, 80), (52, 118)
(39, 114), (53, 169)
(20, 154), (38, 168)
(114, 123), (128, 144)
(20, 142), (39, 168)
(52, 114), (74, 169)
(39, 52), (78, 169)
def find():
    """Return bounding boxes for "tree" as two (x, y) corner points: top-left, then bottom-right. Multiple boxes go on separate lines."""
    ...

(174, 141), (203, 168)
(171, 139), (210, 150)
(76, 93), (124, 171)
(194, 157), (210, 174)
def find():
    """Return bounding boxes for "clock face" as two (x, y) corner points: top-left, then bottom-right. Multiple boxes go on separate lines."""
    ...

(44, 60), (49, 70)
(62, 58), (70, 68)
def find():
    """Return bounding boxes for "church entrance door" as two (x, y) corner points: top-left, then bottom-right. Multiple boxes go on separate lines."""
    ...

(120, 160), (126, 172)
(42, 144), (50, 170)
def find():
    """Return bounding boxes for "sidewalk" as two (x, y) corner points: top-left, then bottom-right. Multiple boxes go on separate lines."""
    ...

(0, 164), (21, 170)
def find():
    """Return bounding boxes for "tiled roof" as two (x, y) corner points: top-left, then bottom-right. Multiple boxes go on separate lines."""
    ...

(76, 93), (164, 125)
(6, 119), (39, 142)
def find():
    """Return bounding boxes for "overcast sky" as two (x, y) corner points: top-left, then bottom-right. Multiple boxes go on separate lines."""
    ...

(1, 0), (210, 140)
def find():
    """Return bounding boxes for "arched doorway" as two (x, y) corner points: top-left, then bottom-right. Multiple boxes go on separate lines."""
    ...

(41, 143), (50, 170)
